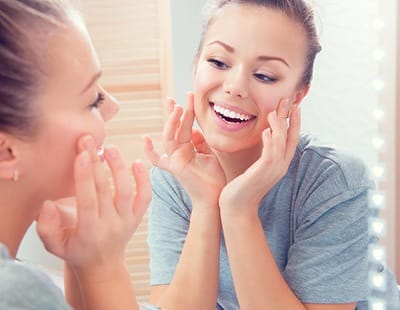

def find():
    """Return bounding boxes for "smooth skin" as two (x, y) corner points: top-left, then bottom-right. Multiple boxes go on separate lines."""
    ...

(145, 3), (356, 310)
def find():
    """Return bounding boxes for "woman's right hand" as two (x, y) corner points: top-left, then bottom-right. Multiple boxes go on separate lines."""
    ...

(144, 92), (226, 207)
(36, 135), (151, 275)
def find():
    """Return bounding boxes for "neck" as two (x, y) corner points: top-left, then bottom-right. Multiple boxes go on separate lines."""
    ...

(0, 182), (40, 258)
(214, 143), (263, 182)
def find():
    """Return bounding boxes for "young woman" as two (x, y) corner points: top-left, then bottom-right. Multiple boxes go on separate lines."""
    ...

(0, 0), (151, 309)
(145, 0), (400, 309)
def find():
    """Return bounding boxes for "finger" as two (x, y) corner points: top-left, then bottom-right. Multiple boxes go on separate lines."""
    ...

(143, 135), (169, 169)
(261, 128), (274, 163)
(267, 110), (287, 156)
(192, 129), (212, 154)
(285, 105), (301, 161)
(131, 160), (152, 228)
(36, 200), (65, 258)
(80, 136), (113, 218)
(276, 98), (291, 119)
(103, 146), (133, 216)
(163, 104), (184, 152)
(165, 97), (176, 115)
(176, 92), (195, 144)
(54, 199), (77, 227)
(74, 150), (98, 232)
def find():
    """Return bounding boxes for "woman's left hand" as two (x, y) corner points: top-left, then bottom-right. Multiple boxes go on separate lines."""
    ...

(219, 100), (300, 218)
(36, 135), (151, 276)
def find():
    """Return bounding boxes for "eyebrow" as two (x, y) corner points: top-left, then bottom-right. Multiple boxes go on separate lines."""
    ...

(80, 70), (102, 94)
(207, 40), (290, 68)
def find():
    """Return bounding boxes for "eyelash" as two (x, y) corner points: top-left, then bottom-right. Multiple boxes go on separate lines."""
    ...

(89, 92), (105, 109)
(207, 58), (228, 70)
(207, 58), (277, 84)
(254, 73), (277, 83)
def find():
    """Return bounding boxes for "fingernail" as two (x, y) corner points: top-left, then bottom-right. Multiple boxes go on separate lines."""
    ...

(134, 161), (145, 173)
(106, 147), (118, 160)
(42, 201), (57, 220)
(83, 136), (96, 152)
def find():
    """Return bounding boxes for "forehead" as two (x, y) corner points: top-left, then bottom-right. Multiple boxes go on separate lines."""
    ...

(43, 19), (100, 97)
(203, 4), (307, 67)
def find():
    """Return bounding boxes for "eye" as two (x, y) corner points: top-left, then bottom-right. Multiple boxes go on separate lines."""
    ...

(254, 73), (277, 84)
(89, 92), (105, 109)
(207, 58), (229, 70)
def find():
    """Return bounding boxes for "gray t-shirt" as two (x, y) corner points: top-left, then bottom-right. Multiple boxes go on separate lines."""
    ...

(0, 244), (70, 310)
(148, 134), (400, 309)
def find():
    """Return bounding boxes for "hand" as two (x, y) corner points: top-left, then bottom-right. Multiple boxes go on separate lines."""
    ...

(219, 99), (300, 218)
(36, 135), (151, 276)
(144, 93), (226, 207)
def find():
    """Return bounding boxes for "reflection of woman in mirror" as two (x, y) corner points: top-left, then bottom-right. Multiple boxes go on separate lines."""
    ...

(0, 1), (151, 309)
(145, 0), (400, 309)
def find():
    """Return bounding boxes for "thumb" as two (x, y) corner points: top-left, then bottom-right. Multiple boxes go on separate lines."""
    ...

(36, 200), (65, 258)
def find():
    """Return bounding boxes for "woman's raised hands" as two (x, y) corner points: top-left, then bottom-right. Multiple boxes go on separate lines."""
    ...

(36, 135), (151, 275)
(144, 93), (226, 207)
(219, 99), (301, 218)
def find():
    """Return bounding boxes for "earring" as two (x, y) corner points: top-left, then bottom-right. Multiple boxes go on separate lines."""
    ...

(12, 169), (19, 182)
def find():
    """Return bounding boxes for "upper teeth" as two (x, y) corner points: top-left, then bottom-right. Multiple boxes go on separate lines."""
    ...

(213, 104), (252, 121)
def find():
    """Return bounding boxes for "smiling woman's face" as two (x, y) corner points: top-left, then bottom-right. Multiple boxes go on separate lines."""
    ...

(193, 4), (308, 154)
(18, 18), (119, 201)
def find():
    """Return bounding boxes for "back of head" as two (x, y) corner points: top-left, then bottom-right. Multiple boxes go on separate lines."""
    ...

(200, 0), (322, 87)
(0, 0), (75, 138)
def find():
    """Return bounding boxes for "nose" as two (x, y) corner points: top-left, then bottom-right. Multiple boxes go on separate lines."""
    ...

(100, 92), (120, 122)
(223, 68), (249, 99)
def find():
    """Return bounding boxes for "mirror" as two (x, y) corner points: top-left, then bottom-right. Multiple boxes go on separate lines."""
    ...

(170, 0), (399, 307)
(14, 0), (398, 306)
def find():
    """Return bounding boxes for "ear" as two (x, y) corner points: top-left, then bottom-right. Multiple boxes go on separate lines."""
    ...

(292, 83), (311, 106)
(0, 133), (19, 181)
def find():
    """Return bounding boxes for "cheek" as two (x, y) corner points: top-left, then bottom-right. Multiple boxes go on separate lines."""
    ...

(254, 89), (281, 116)
(193, 62), (217, 97)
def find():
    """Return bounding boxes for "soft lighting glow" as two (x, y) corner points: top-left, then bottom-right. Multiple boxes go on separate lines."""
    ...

(371, 164), (386, 180)
(372, 108), (385, 122)
(372, 19), (385, 31)
(369, 191), (386, 209)
(369, 217), (387, 237)
(369, 7), (388, 310)
(372, 79), (385, 91)
(369, 298), (387, 310)
(369, 271), (387, 292)
(369, 244), (386, 263)
(373, 49), (385, 61)
(371, 136), (385, 151)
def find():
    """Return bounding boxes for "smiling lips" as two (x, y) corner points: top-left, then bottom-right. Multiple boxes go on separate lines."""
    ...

(211, 102), (255, 123)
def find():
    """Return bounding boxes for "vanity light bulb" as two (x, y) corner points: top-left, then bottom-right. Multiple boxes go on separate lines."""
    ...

(373, 49), (385, 61)
(369, 245), (386, 263)
(372, 136), (385, 151)
(369, 299), (387, 310)
(372, 79), (385, 92)
(372, 19), (385, 31)
(370, 192), (385, 209)
(371, 164), (385, 179)
(372, 109), (385, 121)
(369, 271), (387, 292)
(369, 218), (386, 237)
